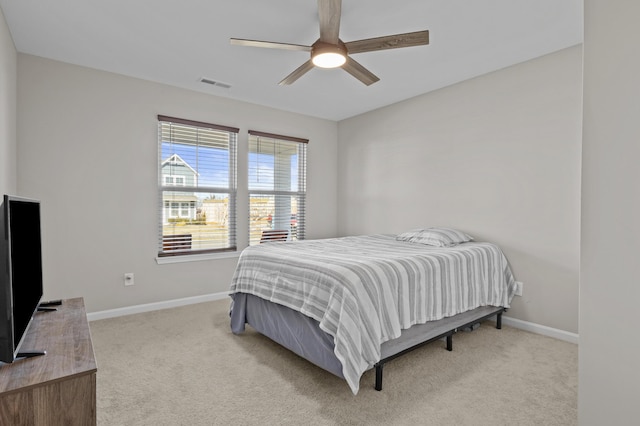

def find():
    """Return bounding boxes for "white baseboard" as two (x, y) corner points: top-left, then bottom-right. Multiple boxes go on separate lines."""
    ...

(502, 315), (579, 344)
(87, 292), (230, 321)
(87, 295), (579, 345)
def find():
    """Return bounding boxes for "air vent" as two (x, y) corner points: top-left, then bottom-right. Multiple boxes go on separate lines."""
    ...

(200, 78), (232, 89)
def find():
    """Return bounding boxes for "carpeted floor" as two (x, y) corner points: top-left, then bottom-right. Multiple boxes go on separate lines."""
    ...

(89, 299), (577, 425)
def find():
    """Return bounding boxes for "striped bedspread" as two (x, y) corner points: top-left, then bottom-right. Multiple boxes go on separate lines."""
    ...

(229, 234), (517, 394)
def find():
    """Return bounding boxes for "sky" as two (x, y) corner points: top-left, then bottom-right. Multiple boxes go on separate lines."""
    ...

(161, 142), (300, 192)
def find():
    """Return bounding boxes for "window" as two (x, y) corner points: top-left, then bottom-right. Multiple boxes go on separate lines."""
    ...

(158, 115), (238, 256)
(248, 130), (307, 245)
(163, 176), (185, 186)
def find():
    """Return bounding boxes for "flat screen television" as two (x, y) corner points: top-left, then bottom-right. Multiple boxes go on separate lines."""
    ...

(0, 194), (44, 363)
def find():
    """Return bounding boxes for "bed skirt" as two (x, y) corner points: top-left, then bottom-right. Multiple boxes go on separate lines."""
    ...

(230, 292), (344, 379)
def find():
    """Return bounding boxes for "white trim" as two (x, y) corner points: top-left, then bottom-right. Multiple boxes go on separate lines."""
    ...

(502, 315), (579, 344)
(87, 293), (580, 345)
(87, 292), (229, 321)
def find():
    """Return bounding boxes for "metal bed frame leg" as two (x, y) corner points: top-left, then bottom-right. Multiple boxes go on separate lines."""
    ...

(371, 308), (506, 391)
(375, 363), (383, 391)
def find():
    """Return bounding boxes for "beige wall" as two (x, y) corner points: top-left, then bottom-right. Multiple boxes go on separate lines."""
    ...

(17, 54), (338, 313)
(338, 46), (583, 333)
(580, 1), (640, 423)
(0, 7), (16, 195)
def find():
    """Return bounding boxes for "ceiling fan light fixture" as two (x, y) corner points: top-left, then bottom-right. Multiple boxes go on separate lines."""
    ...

(313, 51), (346, 68)
(311, 42), (347, 68)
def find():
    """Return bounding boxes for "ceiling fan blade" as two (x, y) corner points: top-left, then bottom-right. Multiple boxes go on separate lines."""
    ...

(279, 60), (315, 85)
(345, 30), (429, 54)
(342, 57), (380, 86)
(230, 38), (311, 52)
(318, 0), (341, 44)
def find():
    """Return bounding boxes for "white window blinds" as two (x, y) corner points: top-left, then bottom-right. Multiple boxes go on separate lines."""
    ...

(248, 131), (307, 245)
(158, 115), (238, 256)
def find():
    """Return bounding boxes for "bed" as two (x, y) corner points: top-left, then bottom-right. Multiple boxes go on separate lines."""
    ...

(229, 230), (517, 394)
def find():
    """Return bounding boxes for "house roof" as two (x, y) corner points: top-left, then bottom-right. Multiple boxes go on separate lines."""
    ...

(161, 154), (199, 177)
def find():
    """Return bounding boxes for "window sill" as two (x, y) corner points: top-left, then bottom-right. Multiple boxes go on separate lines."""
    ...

(155, 250), (241, 265)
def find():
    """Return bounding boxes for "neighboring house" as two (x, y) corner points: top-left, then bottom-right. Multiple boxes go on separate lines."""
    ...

(161, 154), (198, 224)
(201, 198), (228, 225)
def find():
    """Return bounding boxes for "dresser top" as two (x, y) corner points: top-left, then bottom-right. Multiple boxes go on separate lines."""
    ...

(0, 297), (97, 394)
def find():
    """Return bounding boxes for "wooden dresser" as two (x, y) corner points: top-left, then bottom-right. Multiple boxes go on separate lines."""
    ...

(0, 298), (97, 425)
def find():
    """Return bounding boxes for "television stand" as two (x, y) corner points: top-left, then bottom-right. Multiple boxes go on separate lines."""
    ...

(39, 299), (62, 308)
(37, 299), (63, 312)
(0, 298), (96, 425)
(17, 302), (63, 357)
(16, 350), (46, 359)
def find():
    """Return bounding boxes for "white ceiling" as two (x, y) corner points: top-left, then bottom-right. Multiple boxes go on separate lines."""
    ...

(0, 0), (582, 121)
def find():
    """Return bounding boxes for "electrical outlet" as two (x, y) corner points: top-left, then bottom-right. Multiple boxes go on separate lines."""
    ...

(124, 273), (135, 286)
(514, 281), (523, 296)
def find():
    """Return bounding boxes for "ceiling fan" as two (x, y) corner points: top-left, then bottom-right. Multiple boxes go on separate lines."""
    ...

(230, 0), (429, 86)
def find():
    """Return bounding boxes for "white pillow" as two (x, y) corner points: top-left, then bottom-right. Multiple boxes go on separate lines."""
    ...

(396, 227), (473, 247)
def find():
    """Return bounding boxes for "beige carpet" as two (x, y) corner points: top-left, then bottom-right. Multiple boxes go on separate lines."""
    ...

(89, 300), (577, 426)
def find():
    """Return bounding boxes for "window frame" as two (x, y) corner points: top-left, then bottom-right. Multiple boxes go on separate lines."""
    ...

(157, 115), (239, 258)
(162, 175), (186, 186)
(248, 130), (308, 246)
